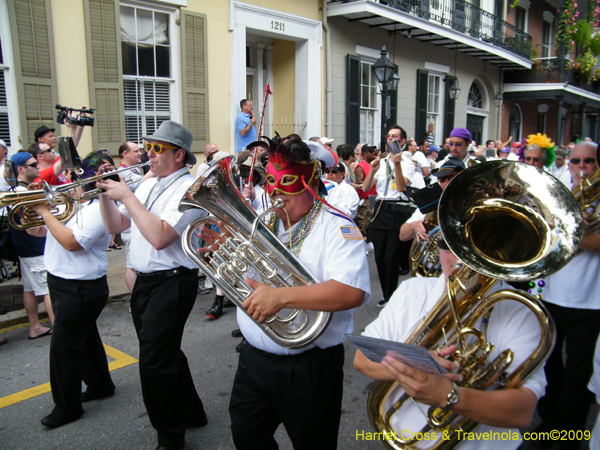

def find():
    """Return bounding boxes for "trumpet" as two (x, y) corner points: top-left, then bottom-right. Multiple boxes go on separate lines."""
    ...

(0, 161), (150, 230)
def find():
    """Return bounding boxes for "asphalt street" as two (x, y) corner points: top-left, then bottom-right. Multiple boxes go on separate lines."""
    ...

(0, 250), (388, 450)
(0, 248), (595, 450)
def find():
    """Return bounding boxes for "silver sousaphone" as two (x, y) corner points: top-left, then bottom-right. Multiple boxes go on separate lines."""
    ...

(178, 155), (332, 349)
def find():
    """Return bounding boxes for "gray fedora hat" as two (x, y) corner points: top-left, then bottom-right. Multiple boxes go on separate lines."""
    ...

(143, 120), (197, 165)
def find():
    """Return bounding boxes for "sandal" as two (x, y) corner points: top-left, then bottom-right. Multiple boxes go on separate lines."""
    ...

(108, 244), (122, 250)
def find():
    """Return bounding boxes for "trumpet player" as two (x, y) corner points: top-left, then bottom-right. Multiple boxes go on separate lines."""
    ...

(532, 141), (600, 449)
(354, 243), (547, 449)
(97, 121), (207, 450)
(26, 153), (116, 429)
(8, 152), (54, 339)
(200, 137), (371, 450)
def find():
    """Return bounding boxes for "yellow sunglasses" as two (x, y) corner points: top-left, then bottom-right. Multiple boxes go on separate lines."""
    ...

(144, 142), (179, 154)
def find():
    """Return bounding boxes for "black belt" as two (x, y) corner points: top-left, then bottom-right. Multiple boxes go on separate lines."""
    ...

(136, 266), (197, 282)
(378, 199), (414, 211)
(247, 342), (343, 360)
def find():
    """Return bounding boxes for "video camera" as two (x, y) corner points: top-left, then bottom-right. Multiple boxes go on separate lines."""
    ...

(56, 104), (95, 127)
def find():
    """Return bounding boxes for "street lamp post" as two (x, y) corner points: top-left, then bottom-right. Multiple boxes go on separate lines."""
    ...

(373, 46), (397, 153)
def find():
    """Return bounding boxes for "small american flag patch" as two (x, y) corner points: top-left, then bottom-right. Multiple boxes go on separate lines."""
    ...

(340, 226), (363, 240)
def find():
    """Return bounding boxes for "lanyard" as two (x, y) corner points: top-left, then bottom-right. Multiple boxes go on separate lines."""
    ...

(144, 171), (190, 212)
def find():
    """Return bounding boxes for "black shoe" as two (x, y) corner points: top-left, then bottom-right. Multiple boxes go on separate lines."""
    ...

(206, 295), (224, 320)
(156, 442), (184, 450)
(41, 412), (81, 428)
(377, 298), (388, 308)
(236, 338), (247, 353)
(231, 329), (243, 338)
(399, 268), (410, 275)
(0, 306), (8, 315)
(184, 411), (208, 428)
(81, 385), (115, 402)
(222, 299), (235, 308)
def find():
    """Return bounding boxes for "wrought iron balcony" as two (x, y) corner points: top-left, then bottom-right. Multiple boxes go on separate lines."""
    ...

(504, 58), (600, 94)
(328, 0), (532, 60)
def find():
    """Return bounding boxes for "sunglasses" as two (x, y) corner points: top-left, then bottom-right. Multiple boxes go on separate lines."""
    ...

(325, 169), (339, 174)
(25, 163), (38, 168)
(437, 174), (456, 183)
(43, 148), (53, 153)
(570, 157), (596, 165)
(323, 143), (332, 147)
(144, 142), (178, 154)
(524, 157), (542, 163)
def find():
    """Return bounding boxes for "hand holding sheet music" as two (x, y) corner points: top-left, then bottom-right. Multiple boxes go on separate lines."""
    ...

(347, 334), (447, 375)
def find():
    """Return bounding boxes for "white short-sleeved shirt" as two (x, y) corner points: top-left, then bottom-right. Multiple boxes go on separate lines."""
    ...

(363, 275), (547, 450)
(249, 184), (271, 216)
(323, 179), (352, 216)
(542, 249), (600, 309)
(336, 180), (360, 219)
(44, 201), (110, 280)
(120, 165), (143, 192)
(237, 207), (371, 355)
(118, 167), (206, 272)
(373, 155), (415, 201)
(412, 151), (428, 174)
(194, 162), (210, 180)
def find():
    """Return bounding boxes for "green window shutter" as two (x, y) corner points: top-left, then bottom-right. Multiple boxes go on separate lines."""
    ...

(415, 69), (429, 143)
(181, 11), (209, 152)
(444, 75), (457, 141)
(8, 0), (58, 145)
(84, 0), (124, 154)
(346, 54), (360, 144)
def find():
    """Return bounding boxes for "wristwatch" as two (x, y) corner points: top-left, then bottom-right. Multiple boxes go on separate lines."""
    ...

(444, 382), (459, 410)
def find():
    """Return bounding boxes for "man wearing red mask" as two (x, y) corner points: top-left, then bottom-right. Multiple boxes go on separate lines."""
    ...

(200, 136), (371, 450)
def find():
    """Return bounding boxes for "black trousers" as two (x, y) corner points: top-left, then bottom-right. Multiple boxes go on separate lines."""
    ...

(537, 302), (600, 449)
(369, 201), (415, 301)
(229, 343), (345, 450)
(131, 269), (204, 447)
(47, 273), (113, 420)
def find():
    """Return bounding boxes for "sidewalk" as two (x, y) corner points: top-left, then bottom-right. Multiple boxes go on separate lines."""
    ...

(0, 248), (130, 330)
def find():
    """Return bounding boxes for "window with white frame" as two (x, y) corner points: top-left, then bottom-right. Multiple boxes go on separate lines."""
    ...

(467, 81), (487, 110)
(541, 21), (551, 66)
(0, 38), (10, 146)
(121, 5), (172, 144)
(515, 6), (527, 32)
(360, 61), (378, 145)
(426, 74), (442, 143)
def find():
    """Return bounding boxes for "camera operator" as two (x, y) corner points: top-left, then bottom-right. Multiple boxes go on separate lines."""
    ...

(32, 109), (88, 186)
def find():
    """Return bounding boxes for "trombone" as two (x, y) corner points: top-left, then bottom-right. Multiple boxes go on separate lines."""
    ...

(0, 161), (150, 230)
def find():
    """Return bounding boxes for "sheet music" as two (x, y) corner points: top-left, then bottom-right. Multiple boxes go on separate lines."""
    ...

(346, 334), (447, 375)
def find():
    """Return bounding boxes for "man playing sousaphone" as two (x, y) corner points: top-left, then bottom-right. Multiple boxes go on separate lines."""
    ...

(199, 136), (371, 449)
(353, 159), (583, 449)
(354, 244), (547, 449)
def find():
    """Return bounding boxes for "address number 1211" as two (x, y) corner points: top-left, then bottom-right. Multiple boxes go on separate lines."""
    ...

(271, 21), (285, 32)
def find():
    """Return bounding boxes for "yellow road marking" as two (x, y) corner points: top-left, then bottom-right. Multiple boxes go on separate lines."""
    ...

(0, 318), (51, 334)
(0, 344), (137, 409)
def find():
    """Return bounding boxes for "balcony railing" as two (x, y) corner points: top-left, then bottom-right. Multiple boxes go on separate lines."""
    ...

(504, 59), (600, 95)
(328, 0), (532, 59)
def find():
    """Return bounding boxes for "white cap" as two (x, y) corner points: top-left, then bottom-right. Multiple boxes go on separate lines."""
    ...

(321, 137), (334, 145)
(0, 139), (6, 148)
(304, 140), (335, 168)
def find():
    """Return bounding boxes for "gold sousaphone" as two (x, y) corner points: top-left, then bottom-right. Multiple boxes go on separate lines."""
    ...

(367, 161), (584, 450)
(179, 155), (331, 349)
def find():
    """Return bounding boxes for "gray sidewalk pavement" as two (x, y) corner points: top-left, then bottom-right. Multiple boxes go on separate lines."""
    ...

(0, 247), (130, 330)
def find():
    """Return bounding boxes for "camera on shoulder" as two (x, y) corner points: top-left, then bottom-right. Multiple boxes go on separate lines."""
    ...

(56, 104), (95, 127)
